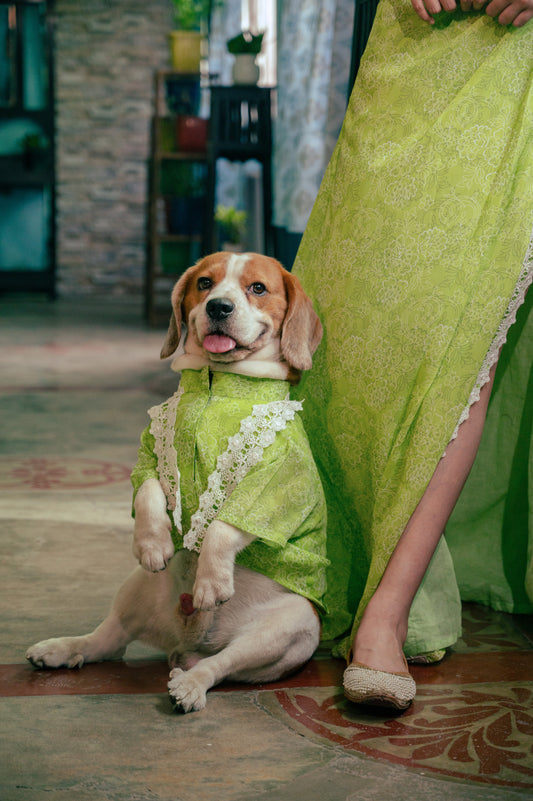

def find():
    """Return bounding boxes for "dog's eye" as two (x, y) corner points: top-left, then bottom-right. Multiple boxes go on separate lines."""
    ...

(250, 282), (267, 296)
(197, 277), (213, 291)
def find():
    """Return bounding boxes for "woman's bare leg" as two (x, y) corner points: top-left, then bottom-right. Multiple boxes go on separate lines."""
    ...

(351, 365), (497, 675)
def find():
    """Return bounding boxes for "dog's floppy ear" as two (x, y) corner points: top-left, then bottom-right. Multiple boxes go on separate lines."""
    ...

(160, 264), (198, 359)
(280, 270), (323, 371)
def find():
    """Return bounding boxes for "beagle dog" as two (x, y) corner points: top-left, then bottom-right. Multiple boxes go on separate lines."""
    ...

(27, 252), (326, 712)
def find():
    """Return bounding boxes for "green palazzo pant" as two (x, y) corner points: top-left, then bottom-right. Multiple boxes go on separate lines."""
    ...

(292, 0), (533, 658)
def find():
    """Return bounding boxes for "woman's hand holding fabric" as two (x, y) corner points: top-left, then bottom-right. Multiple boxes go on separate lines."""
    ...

(411, 0), (456, 23)
(411, 0), (533, 25)
(483, 0), (533, 26)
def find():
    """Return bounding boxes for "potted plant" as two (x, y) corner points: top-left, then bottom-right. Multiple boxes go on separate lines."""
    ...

(227, 31), (264, 85)
(175, 113), (208, 153)
(163, 162), (207, 237)
(169, 0), (211, 73)
(215, 204), (247, 251)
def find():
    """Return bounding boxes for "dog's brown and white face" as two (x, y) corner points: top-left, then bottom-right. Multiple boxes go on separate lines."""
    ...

(160, 252), (322, 383)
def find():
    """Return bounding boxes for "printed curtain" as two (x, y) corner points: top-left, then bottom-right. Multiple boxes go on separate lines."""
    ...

(273, 0), (354, 235)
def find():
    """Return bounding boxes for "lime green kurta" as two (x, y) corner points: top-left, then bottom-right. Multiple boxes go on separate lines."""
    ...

(292, 0), (533, 657)
(131, 368), (328, 611)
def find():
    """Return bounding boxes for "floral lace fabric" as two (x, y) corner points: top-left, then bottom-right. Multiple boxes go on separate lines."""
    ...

(148, 386), (184, 534)
(293, 0), (533, 655)
(184, 399), (303, 551)
(452, 231), (533, 440)
(149, 390), (303, 552)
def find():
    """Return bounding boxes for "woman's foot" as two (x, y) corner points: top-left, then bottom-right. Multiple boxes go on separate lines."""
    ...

(351, 603), (408, 675)
(343, 604), (416, 710)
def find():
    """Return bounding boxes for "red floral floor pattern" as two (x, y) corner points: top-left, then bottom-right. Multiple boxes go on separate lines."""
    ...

(269, 683), (533, 789)
(0, 457), (131, 490)
(458, 603), (533, 652)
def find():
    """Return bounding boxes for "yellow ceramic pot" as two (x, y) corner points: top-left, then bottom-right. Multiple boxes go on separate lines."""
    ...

(169, 30), (202, 73)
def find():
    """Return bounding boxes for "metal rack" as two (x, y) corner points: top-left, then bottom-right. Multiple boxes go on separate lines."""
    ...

(145, 70), (273, 325)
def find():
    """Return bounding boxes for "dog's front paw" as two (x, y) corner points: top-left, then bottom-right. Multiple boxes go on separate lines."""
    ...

(26, 638), (85, 669)
(193, 572), (234, 611)
(133, 529), (174, 573)
(168, 667), (207, 712)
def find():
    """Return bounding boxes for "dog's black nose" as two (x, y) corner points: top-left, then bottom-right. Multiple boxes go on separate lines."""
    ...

(206, 298), (234, 321)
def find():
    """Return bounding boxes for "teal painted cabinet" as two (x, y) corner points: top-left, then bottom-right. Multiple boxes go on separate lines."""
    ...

(0, 0), (55, 296)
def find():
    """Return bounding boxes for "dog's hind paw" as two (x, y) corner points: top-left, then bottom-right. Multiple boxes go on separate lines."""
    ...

(168, 668), (208, 713)
(26, 638), (85, 669)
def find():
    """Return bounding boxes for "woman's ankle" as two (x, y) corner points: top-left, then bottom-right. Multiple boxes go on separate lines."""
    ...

(350, 606), (409, 674)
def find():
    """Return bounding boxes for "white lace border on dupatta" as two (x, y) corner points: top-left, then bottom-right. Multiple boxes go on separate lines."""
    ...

(148, 388), (303, 552)
(450, 227), (533, 442)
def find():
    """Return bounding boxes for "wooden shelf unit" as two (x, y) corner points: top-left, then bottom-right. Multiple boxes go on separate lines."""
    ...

(145, 70), (274, 325)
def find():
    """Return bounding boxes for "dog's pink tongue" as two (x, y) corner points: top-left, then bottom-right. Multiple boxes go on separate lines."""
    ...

(203, 334), (236, 353)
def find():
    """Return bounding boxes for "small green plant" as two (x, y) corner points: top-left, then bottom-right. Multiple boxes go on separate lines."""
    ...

(215, 205), (247, 244)
(227, 31), (264, 55)
(170, 0), (211, 30)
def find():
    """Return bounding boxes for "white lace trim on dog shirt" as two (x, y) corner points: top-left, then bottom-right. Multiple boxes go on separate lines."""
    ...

(148, 388), (302, 552)
(148, 385), (184, 534)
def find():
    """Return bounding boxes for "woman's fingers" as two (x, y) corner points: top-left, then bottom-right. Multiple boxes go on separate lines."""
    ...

(486, 0), (533, 24)
(414, 0), (533, 24)
(411, 0), (439, 22)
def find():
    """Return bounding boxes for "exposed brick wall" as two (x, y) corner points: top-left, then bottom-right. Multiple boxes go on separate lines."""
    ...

(54, 0), (172, 296)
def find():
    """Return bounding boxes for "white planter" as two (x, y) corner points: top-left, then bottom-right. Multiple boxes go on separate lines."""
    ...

(231, 54), (259, 85)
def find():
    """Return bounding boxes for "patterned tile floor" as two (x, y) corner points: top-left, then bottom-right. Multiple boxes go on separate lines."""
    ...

(0, 296), (532, 801)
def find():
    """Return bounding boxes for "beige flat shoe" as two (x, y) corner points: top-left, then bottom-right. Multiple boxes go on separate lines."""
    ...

(343, 659), (416, 711)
